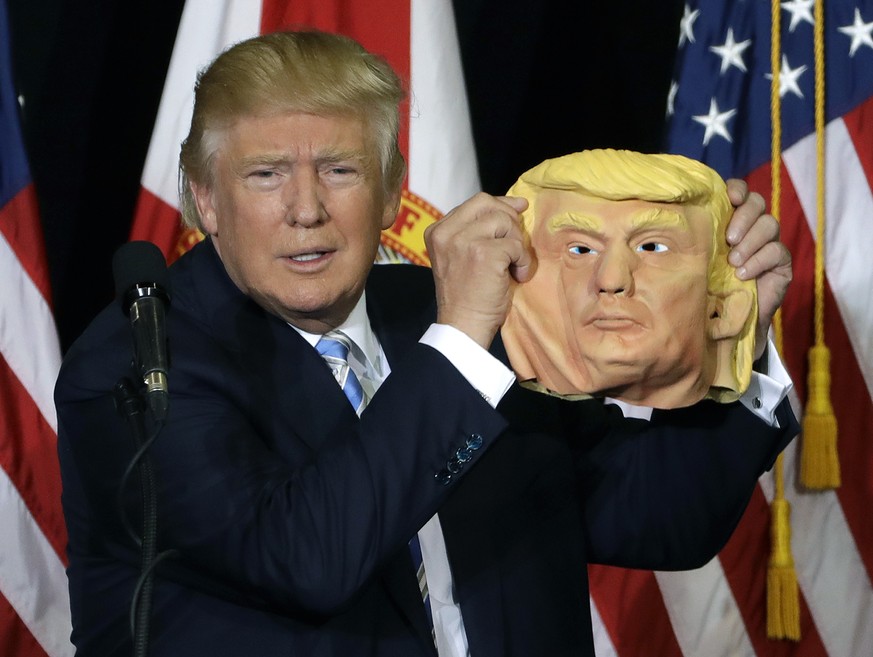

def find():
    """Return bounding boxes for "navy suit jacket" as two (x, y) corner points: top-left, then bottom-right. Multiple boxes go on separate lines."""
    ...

(55, 239), (798, 656)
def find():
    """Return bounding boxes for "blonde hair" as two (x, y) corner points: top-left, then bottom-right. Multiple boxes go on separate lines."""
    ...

(508, 149), (757, 395)
(179, 30), (407, 231)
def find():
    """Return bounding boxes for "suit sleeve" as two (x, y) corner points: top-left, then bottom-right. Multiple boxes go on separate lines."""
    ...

(575, 396), (798, 570)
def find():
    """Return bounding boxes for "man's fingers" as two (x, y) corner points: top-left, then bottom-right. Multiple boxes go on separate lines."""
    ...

(736, 240), (792, 281)
(725, 183), (767, 245)
(728, 213), (780, 270)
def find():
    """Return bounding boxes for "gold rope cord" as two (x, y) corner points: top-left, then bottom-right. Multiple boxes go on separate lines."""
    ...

(799, 0), (841, 492)
(766, 0), (800, 640)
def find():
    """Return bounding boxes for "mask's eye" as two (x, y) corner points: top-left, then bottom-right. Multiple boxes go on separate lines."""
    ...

(636, 242), (669, 253)
(569, 245), (597, 255)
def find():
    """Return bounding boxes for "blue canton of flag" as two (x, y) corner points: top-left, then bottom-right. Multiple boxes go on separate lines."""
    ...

(666, 0), (873, 179)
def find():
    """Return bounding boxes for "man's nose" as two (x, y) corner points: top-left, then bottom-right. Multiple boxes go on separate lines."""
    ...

(594, 247), (636, 296)
(284, 168), (326, 226)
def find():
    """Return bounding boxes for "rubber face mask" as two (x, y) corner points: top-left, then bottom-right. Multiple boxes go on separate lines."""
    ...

(501, 149), (757, 409)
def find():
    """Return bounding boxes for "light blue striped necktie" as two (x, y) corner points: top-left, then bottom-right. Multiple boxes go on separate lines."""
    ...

(315, 331), (367, 414)
(315, 330), (434, 639)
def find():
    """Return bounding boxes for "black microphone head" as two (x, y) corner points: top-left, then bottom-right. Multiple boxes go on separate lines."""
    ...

(112, 241), (171, 313)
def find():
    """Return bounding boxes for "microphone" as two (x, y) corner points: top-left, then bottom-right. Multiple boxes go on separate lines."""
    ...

(112, 241), (172, 422)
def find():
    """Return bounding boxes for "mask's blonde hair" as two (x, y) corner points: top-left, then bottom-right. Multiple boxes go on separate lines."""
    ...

(507, 149), (757, 397)
(179, 30), (407, 231)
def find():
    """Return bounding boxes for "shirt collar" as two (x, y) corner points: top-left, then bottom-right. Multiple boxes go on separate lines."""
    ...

(289, 292), (381, 376)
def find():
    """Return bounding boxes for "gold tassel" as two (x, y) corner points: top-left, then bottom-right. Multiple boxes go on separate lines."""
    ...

(767, 493), (801, 640)
(800, 345), (841, 488)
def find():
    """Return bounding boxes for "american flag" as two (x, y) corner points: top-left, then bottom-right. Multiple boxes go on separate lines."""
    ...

(0, 1), (73, 655)
(587, 1), (873, 656)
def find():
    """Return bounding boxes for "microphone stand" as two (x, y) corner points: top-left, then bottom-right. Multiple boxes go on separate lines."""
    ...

(114, 378), (165, 657)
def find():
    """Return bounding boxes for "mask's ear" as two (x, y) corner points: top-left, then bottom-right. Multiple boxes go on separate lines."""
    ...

(707, 287), (754, 340)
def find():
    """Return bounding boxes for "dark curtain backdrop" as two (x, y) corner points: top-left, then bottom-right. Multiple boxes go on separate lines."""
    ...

(6, 0), (683, 352)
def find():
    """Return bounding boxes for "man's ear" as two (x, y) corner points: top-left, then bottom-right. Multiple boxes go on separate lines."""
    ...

(190, 181), (218, 236)
(381, 189), (401, 230)
(707, 287), (754, 340)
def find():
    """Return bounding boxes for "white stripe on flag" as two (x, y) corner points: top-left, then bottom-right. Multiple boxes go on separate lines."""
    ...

(590, 595), (619, 657)
(783, 118), (873, 399)
(656, 560), (755, 657)
(0, 466), (72, 657)
(0, 233), (60, 432)
(409, 0), (480, 213)
(140, 0), (262, 209)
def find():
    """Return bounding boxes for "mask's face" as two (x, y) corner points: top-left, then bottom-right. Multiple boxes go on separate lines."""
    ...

(507, 189), (719, 406)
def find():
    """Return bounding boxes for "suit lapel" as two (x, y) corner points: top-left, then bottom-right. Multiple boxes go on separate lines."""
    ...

(188, 240), (359, 454)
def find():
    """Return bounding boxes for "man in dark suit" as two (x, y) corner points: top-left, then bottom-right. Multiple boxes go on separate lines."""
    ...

(55, 30), (797, 656)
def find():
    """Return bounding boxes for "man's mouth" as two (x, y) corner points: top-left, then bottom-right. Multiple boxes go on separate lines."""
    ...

(290, 252), (327, 262)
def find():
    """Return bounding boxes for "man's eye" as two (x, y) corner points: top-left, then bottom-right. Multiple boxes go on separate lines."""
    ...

(323, 165), (358, 177)
(569, 245), (596, 255)
(637, 242), (669, 253)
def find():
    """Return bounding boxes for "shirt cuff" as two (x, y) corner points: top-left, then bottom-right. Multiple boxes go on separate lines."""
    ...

(420, 324), (516, 408)
(739, 339), (794, 427)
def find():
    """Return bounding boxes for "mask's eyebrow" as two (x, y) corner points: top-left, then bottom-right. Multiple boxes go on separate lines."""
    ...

(628, 207), (688, 232)
(548, 212), (602, 234)
(546, 206), (688, 234)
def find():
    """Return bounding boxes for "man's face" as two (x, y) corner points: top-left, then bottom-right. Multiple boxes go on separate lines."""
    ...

(522, 189), (715, 399)
(192, 112), (397, 332)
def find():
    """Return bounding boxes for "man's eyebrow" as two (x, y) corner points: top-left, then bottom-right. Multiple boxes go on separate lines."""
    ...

(236, 153), (289, 169)
(235, 149), (369, 169)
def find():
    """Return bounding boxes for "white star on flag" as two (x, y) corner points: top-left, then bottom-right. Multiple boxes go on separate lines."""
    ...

(679, 3), (700, 46)
(765, 54), (808, 98)
(692, 97), (736, 145)
(839, 8), (873, 57)
(782, 0), (815, 32)
(709, 28), (752, 73)
(667, 80), (679, 117)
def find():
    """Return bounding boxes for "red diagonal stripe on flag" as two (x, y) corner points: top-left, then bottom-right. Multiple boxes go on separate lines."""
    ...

(0, 591), (49, 657)
(589, 565), (684, 656)
(0, 354), (66, 562)
(0, 186), (52, 306)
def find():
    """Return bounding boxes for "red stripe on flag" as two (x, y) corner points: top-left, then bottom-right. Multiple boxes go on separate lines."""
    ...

(0, 184), (52, 305)
(748, 161), (873, 586)
(589, 565), (684, 656)
(719, 486), (828, 656)
(0, 590), (49, 657)
(260, 0), (411, 163)
(0, 353), (67, 562)
(129, 187), (184, 264)
(843, 97), (873, 191)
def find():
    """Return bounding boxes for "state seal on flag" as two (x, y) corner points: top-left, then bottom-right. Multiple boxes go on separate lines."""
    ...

(377, 189), (441, 266)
